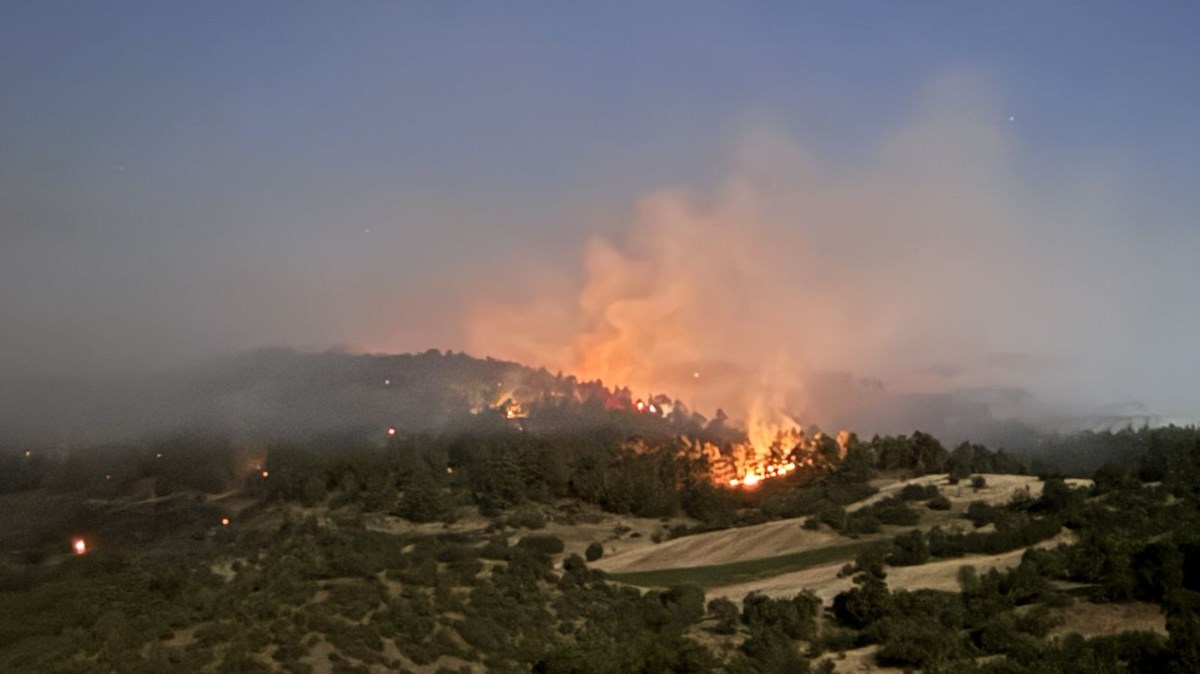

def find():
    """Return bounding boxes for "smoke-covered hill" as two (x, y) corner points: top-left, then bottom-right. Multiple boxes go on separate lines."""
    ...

(0, 348), (719, 447)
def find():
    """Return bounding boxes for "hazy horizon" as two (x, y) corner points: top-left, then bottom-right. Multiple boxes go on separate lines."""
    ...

(3, 3), (1198, 433)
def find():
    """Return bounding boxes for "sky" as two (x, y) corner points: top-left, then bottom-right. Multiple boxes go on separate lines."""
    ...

(2, 2), (1198, 427)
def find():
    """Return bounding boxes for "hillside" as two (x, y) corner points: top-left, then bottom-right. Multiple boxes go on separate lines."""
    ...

(4, 421), (1200, 672)
(0, 349), (712, 447)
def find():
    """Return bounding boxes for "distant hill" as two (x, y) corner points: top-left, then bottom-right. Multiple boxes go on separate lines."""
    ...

(0, 348), (714, 447)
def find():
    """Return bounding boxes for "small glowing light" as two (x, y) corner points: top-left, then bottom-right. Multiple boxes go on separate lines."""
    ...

(648, 404), (658, 414)
(742, 473), (761, 487)
(156, 453), (163, 459)
(728, 478), (741, 487)
(693, 372), (700, 379)
(384, 379), (391, 386)
(1008, 116), (1015, 122)
(387, 427), (397, 436)
(105, 474), (112, 480)
(446, 466), (454, 474)
(24, 450), (32, 458)
(635, 401), (646, 412)
(73, 538), (87, 555)
(220, 517), (230, 526)
(260, 470), (270, 478)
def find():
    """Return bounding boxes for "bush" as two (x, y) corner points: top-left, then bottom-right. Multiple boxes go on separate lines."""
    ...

(867, 498), (921, 526)
(888, 529), (929, 567)
(516, 535), (564, 555)
(965, 501), (1000, 527)
(742, 591), (820, 640)
(506, 507), (546, 530)
(970, 475), (988, 491)
(927, 494), (952, 510)
(899, 484), (939, 501)
(585, 542), (604, 562)
(844, 512), (882, 534)
(707, 597), (739, 634)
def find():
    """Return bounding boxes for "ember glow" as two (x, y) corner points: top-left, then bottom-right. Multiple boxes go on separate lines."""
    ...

(72, 538), (86, 555)
(503, 401), (527, 420)
(220, 517), (230, 526)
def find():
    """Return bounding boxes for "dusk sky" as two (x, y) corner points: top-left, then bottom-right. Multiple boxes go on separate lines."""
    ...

(3, 3), (1198, 424)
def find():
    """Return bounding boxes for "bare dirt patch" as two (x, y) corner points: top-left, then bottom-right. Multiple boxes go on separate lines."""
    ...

(1049, 601), (1166, 639)
(592, 518), (877, 574)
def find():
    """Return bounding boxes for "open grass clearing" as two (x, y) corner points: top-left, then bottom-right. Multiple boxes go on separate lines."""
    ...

(605, 539), (880, 589)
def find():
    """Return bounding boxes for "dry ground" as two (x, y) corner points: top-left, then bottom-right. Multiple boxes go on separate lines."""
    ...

(1049, 601), (1166, 639)
(594, 473), (1089, 578)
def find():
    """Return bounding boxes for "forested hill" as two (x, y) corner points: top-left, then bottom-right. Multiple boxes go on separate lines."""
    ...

(0, 349), (713, 446)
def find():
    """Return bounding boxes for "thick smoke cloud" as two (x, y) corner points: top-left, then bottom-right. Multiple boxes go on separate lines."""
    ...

(467, 75), (1181, 443)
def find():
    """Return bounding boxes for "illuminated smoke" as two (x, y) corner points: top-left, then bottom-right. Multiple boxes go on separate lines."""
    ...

(466, 73), (1141, 442)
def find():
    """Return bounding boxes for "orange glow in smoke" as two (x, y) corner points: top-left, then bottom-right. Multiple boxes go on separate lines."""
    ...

(220, 517), (230, 526)
(387, 427), (397, 436)
(260, 470), (270, 478)
(72, 538), (87, 555)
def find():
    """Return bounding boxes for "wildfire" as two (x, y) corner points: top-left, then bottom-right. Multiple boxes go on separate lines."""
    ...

(716, 422), (842, 490)
(72, 538), (87, 555)
(633, 399), (664, 416)
(260, 470), (270, 478)
(727, 458), (800, 488)
(220, 517), (230, 526)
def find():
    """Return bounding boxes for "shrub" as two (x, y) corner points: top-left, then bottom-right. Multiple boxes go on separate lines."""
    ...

(516, 535), (564, 555)
(707, 597), (739, 634)
(927, 494), (952, 510)
(868, 498), (921, 526)
(584, 542), (604, 562)
(899, 484), (939, 501)
(888, 529), (930, 567)
(506, 507), (546, 530)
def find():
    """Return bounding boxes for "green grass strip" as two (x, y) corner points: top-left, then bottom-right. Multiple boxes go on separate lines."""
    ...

(606, 540), (881, 589)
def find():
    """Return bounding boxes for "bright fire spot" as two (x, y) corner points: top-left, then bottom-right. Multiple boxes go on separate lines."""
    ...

(156, 453), (163, 459)
(384, 379), (391, 386)
(446, 466), (454, 474)
(72, 538), (87, 555)
(635, 400), (646, 412)
(742, 473), (761, 487)
(220, 517), (230, 526)
(24, 450), (31, 458)
(260, 470), (270, 478)
(648, 404), (658, 414)
(387, 427), (397, 436)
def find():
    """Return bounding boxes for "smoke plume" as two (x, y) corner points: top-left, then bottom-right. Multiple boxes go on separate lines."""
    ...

(466, 74), (1161, 442)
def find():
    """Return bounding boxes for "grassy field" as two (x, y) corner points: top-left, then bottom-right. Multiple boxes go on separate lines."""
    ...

(605, 539), (881, 589)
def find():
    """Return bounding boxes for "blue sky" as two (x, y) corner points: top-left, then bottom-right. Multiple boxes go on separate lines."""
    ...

(2, 2), (1198, 420)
